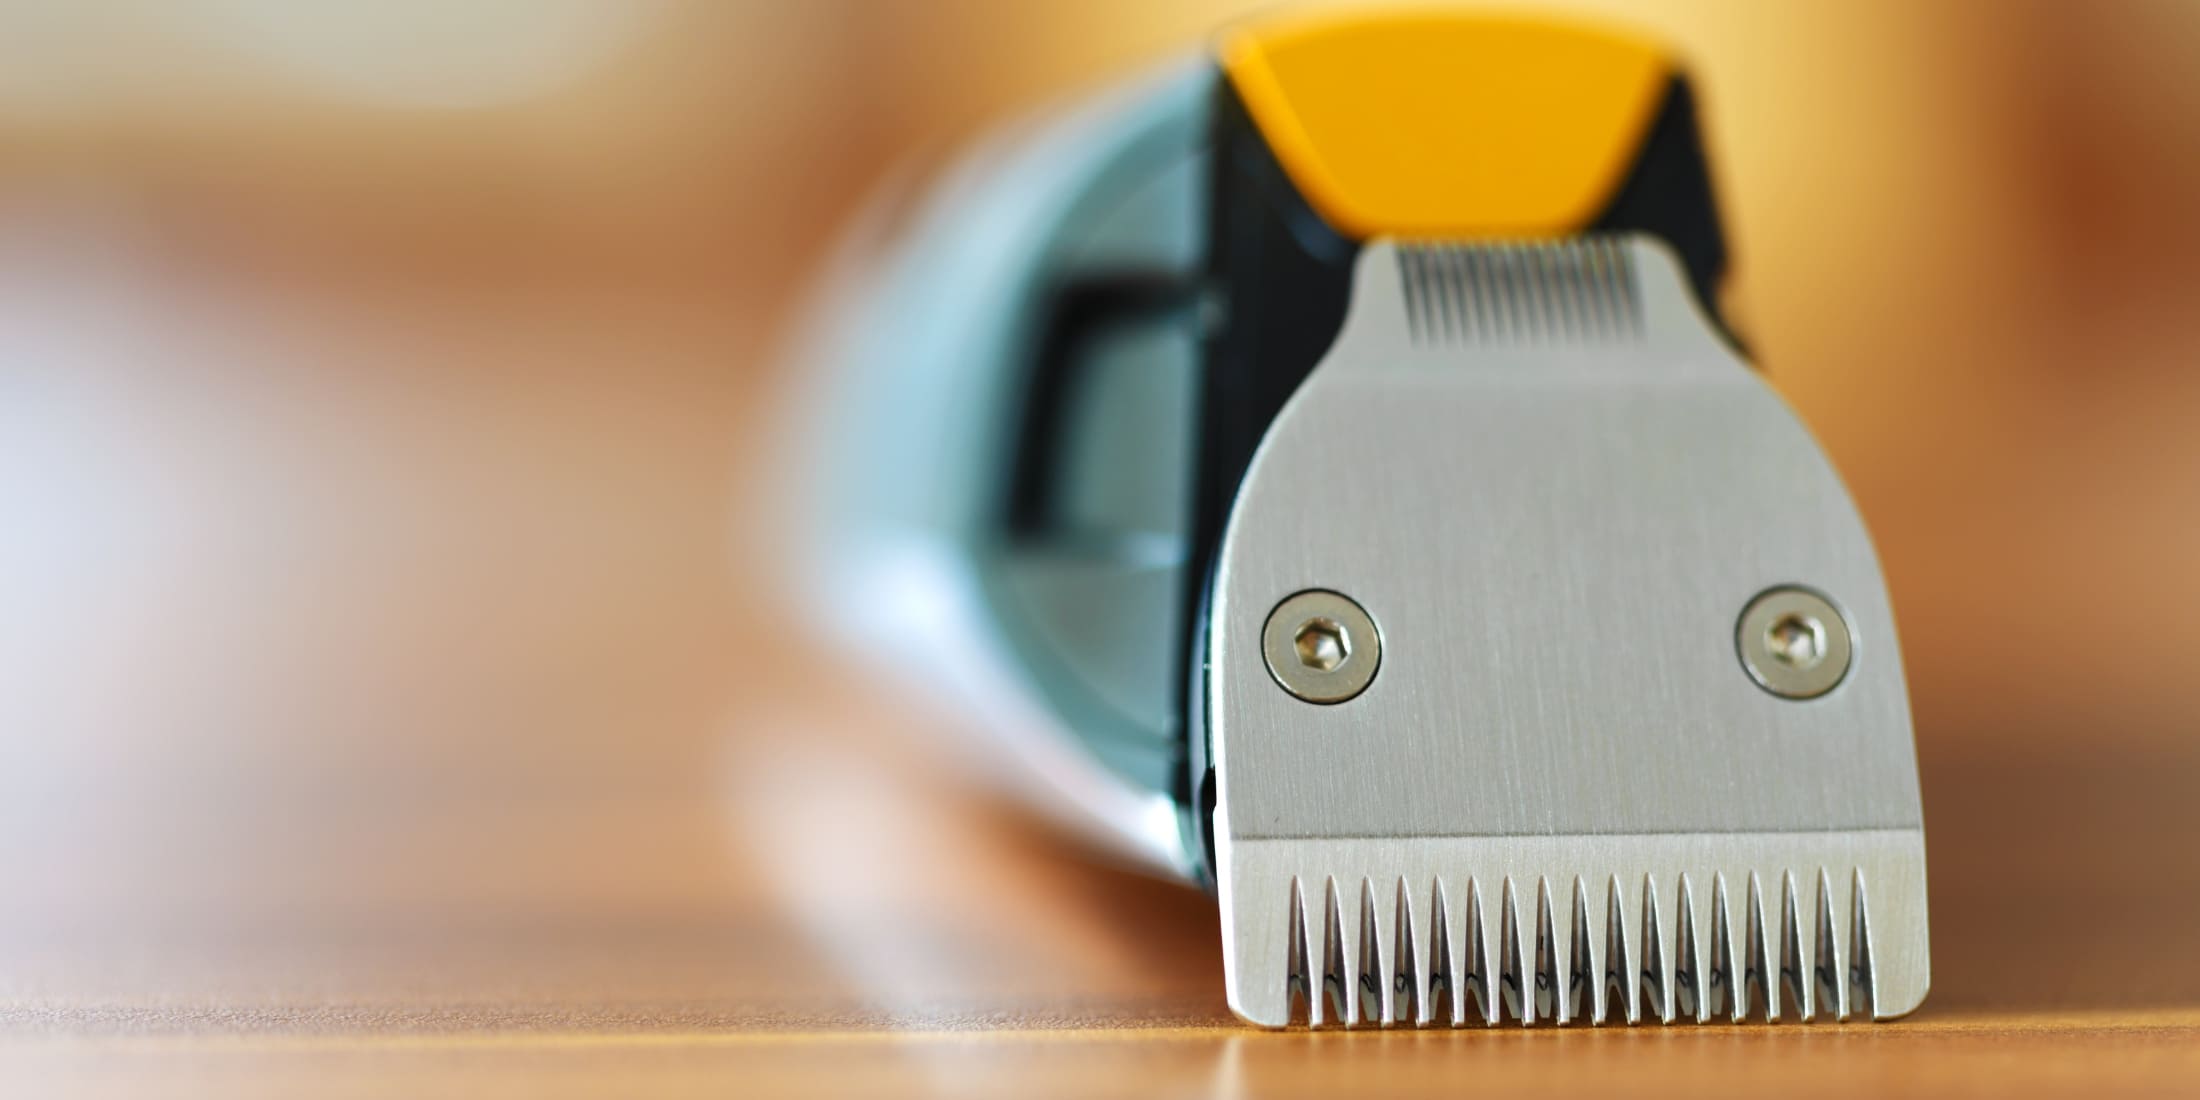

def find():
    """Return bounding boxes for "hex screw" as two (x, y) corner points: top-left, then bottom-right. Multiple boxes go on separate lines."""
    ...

(1737, 587), (1853, 699)
(1263, 590), (1381, 705)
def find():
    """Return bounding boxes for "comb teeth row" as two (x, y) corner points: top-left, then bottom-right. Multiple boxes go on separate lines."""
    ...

(1394, 239), (1641, 347)
(1280, 868), (1874, 1027)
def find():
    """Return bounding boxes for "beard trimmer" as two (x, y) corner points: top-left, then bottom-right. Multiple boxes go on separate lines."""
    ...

(785, 7), (1928, 1027)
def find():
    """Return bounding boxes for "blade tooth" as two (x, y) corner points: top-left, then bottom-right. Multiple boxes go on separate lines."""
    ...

(1499, 878), (1528, 1025)
(1585, 237), (1612, 338)
(1567, 876), (1599, 1025)
(1779, 870), (1810, 1022)
(1673, 873), (1704, 1024)
(1708, 871), (1737, 1022)
(1476, 250), (1508, 343)
(1453, 877), (1479, 1025)
(1311, 875), (1328, 1020)
(1397, 248), (1424, 343)
(1458, 247), (1483, 342)
(1428, 246), (1453, 342)
(1530, 246), (1551, 341)
(1745, 871), (1775, 1021)
(1489, 249), (1516, 341)
(1435, 245), (1461, 342)
(1548, 246), (1579, 341)
(1508, 248), (1534, 341)
(1848, 868), (1878, 1020)
(1506, 247), (1534, 341)
(1464, 877), (1499, 1025)
(1356, 878), (1388, 1026)
(1513, 249), (1531, 343)
(1615, 237), (1645, 336)
(1429, 878), (1461, 1027)
(1591, 237), (1618, 338)
(1527, 247), (1554, 341)
(1533, 877), (1563, 1025)
(1306, 876), (1329, 1027)
(1284, 876), (1313, 1027)
(1322, 876), (1359, 1027)
(1639, 873), (1671, 1024)
(1602, 874), (1636, 1025)
(1392, 878), (1422, 1027)
(1814, 868), (1846, 1022)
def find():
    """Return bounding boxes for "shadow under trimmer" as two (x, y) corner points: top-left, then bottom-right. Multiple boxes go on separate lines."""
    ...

(793, 7), (1927, 1027)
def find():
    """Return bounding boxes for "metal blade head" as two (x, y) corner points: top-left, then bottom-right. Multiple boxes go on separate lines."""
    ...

(1208, 237), (1928, 1026)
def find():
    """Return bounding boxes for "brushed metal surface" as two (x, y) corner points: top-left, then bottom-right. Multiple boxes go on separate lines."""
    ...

(1209, 238), (1927, 1024)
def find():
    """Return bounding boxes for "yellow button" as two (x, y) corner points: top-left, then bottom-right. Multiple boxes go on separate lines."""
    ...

(1220, 11), (1674, 239)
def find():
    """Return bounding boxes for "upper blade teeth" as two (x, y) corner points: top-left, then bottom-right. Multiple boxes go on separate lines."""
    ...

(1225, 832), (1927, 1028)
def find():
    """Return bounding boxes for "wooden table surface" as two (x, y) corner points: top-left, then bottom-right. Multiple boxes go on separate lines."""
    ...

(5, 2), (2200, 1096)
(4, 620), (2197, 1098)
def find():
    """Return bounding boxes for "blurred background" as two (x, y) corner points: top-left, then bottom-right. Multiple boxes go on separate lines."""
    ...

(2, 0), (2198, 1063)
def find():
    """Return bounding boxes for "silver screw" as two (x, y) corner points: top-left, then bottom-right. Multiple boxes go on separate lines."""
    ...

(1263, 590), (1380, 704)
(1765, 614), (1825, 668)
(1294, 617), (1349, 671)
(1737, 587), (1852, 699)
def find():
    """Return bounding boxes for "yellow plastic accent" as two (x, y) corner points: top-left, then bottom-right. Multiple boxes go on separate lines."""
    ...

(1219, 9), (1675, 239)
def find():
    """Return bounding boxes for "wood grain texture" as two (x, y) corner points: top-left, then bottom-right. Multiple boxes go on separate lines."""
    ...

(4, 636), (2197, 1097)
